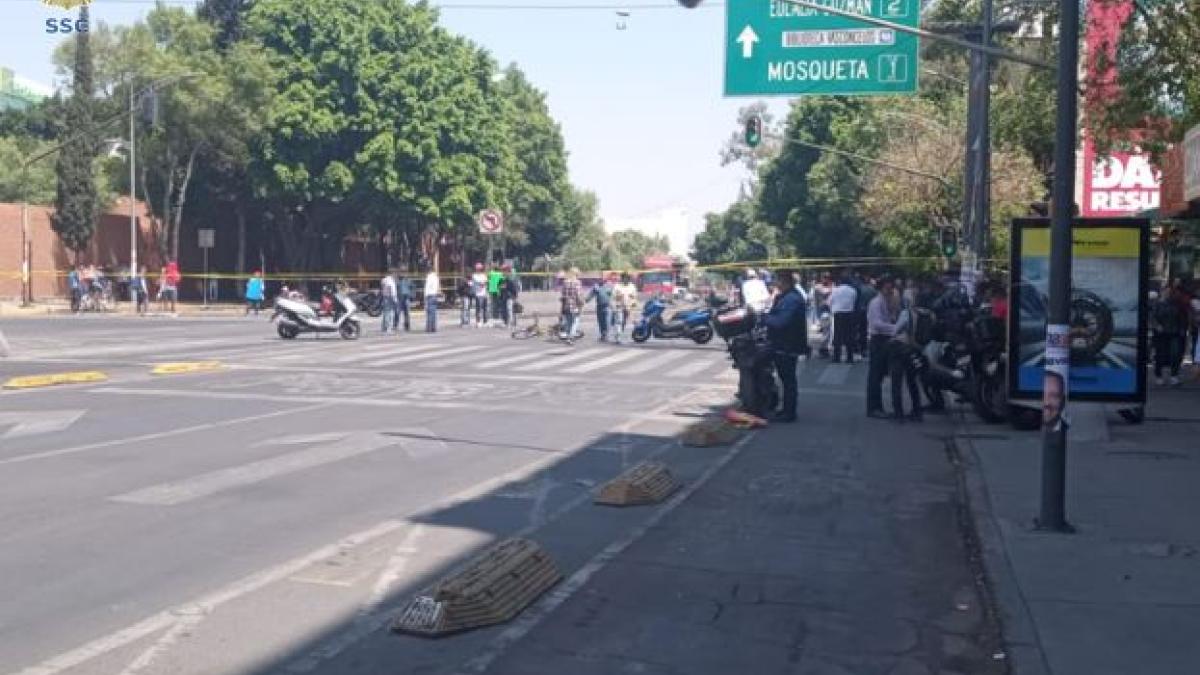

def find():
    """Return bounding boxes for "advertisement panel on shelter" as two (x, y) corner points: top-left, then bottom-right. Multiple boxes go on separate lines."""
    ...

(1008, 218), (1148, 403)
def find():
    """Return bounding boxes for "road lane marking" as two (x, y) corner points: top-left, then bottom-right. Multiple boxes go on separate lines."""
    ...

(0, 410), (85, 439)
(456, 429), (759, 675)
(615, 349), (689, 374)
(10, 521), (407, 675)
(562, 350), (641, 373)
(3, 371), (107, 389)
(0, 403), (334, 467)
(109, 432), (402, 506)
(91, 386), (689, 424)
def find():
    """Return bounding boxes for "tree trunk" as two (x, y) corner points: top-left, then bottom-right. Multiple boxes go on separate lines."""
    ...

(169, 146), (199, 263)
(235, 204), (246, 278)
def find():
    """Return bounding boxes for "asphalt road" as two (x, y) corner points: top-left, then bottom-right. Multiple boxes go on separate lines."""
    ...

(0, 311), (809, 675)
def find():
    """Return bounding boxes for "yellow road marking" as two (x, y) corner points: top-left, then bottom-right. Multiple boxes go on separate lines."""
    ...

(150, 361), (226, 376)
(3, 371), (108, 389)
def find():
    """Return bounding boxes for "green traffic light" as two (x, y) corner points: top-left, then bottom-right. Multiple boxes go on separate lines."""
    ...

(745, 116), (762, 148)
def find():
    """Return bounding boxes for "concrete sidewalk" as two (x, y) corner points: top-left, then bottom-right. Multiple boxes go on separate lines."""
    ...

(958, 382), (1200, 675)
(480, 406), (1008, 674)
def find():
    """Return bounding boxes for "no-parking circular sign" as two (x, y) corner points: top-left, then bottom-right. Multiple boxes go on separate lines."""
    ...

(478, 209), (504, 235)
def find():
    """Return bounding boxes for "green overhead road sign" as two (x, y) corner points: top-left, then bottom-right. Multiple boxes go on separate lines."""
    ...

(725, 0), (921, 97)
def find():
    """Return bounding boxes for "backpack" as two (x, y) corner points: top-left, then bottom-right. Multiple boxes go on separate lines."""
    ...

(1154, 299), (1184, 334)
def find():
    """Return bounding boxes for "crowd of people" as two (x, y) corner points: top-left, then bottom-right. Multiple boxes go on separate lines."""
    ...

(66, 261), (182, 315)
(1151, 279), (1200, 386)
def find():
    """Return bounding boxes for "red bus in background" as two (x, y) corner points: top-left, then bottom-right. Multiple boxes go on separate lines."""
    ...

(638, 255), (677, 297)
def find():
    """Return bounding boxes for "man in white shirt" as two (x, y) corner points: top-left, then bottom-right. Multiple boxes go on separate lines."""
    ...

(380, 272), (399, 334)
(741, 269), (771, 313)
(424, 269), (440, 333)
(829, 277), (858, 363)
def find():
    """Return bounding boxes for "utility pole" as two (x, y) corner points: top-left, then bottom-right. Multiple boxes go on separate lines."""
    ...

(1039, 0), (1080, 533)
(129, 81), (137, 303)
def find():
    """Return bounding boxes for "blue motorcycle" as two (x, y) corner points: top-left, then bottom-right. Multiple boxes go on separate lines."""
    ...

(631, 297), (715, 345)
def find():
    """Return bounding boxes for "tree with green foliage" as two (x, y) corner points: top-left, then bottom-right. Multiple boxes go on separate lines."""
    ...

(1088, 0), (1200, 155)
(756, 97), (880, 259)
(52, 5), (99, 259)
(692, 199), (790, 266)
(495, 65), (575, 263)
(0, 136), (56, 204)
(197, 0), (253, 51)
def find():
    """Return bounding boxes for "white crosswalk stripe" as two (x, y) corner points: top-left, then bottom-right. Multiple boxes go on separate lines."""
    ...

(562, 349), (642, 374)
(474, 348), (551, 370)
(521, 347), (605, 372)
(374, 345), (485, 367)
(615, 349), (689, 375)
(665, 354), (727, 378)
(421, 345), (528, 369)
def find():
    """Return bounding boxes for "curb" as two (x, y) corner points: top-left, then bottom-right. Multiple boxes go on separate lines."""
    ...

(150, 361), (226, 376)
(950, 434), (1052, 675)
(3, 371), (108, 390)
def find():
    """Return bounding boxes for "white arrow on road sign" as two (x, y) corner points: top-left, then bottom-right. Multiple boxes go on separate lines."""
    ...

(737, 25), (760, 59)
(0, 410), (86, 439)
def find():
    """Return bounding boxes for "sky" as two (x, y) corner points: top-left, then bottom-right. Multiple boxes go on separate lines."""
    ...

(0, 0), (791, 244)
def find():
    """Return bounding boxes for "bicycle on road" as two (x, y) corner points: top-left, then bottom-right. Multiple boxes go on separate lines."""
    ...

(511, 313), (545, 340)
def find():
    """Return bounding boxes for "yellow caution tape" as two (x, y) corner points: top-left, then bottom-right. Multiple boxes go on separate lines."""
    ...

(3, 371), (108, 389)
(150, 361), (225, 376)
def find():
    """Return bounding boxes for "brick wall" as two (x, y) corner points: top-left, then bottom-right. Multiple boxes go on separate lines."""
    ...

(0, 198), (160, 300)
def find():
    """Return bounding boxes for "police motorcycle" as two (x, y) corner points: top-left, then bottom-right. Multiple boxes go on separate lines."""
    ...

(272, 286), (362, 340)
(714, 304), (780, 418)
(631, 293), (717, 345)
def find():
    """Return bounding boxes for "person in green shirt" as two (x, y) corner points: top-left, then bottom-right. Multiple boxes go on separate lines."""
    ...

(487, 264), (503, 324)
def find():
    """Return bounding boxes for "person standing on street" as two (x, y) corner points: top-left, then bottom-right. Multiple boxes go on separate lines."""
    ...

(611, 272), (638, 345)
(560, 267), (584, 342)
(764, 270), (809, 423)
(245, 270), (265, 316)
(829, 276), (858, 363)
(68, 265), (82, 313)
(397, 270), (413, 332)
(888, 293), (923, 422)
(457, 274), (473, 327)
(866, 278), (900, 418)
(472, 263), (489, 327)
(741, 268), (771, 313)
(585, 274), (614, 341)
(160, 262), (180, 314)
(501, 264), (521, 328)
(854, 274), (877, 360)
(132, 266), (150, 316)
(487, 263), (503, 325)
(380, 270), (399, 333)
(1152, 285), (1189, 386)
(424, 268), (440, 333)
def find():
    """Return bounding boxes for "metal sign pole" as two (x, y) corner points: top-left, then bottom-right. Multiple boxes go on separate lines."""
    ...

(1038, 0), (1079, 533)
(203, 247), (209, 308)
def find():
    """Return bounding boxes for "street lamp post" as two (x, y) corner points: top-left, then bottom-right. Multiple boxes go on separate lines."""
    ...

(129, 82), (137, 303)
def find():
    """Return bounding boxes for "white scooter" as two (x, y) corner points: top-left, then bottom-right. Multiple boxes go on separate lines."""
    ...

(272, 292), (361, 340)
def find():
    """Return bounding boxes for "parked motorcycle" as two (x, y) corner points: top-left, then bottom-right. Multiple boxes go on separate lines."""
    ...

(631, 296), (715, 345)
(915, 304), (1007, 424)
(349, 289), (384, 318)
(714, 307), (779, 418)
(272, 292), (362, 340)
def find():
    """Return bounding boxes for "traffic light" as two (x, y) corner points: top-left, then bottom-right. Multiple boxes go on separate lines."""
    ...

(745, 115), (763, 148)
(940, 227), (958, 258)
